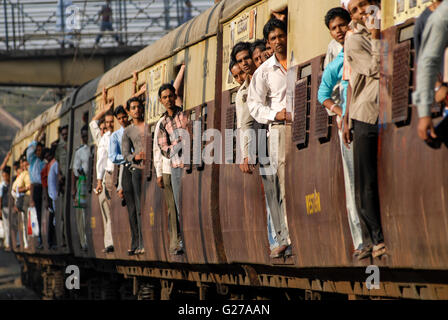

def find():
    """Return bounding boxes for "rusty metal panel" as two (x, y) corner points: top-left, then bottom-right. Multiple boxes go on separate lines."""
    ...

(314, 74), (330, 139)
(292, 78), (308, 145)
(391, 41), (411, 123)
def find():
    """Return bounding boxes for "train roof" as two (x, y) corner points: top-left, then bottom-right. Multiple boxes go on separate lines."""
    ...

(12, 0), (267, 146)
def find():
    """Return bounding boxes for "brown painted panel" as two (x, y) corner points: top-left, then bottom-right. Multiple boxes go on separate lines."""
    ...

(218, 90), (272, 265)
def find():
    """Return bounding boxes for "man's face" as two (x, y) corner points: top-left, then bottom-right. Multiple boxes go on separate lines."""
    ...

(81, 129), (88, 144)
(230, 64), (246, 85)
(235, 50), (256, 76)
(348, 0), (371, 26)
(329, 16), (350, 44)
(252, 47), (266, 69)
(61, 128), (68, 142)
(44, 151), (52, 162)
(159, 89), (177, 111)
(105, 115), (114, 132)
(99, 123), (106, 136)
(267, 28), (287, 55)
(129, 101), (143, 120)
(116, 112), (129, 128)
(35, 145), (43, 159)
(21, 160), (28, 170)
(265, 42), (274, 56)
(1, 172), (9, 183)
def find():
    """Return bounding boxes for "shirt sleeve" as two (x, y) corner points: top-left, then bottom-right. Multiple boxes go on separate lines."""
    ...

(240, 104), (255, 161)
(121, 129), (134, 163)
(157, 120), (175, 159)
(89, 120), (101, 145)
(96, 142), (107, 181)
(153, 120), (163, 178)
(247, 70), (279, 124)
(412, 3), (448, 118)
(109, 132), (124, 164)
(27, 140), (37, 164)
(345, 34), (380, 79)
(73, 150), (80, 177)
(318, 61), (340, 105)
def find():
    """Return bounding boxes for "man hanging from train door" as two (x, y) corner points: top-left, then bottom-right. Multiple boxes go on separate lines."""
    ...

(247, 18), (292, 259)
(27, 125), (47, 249)
(55, 124), (69, 248)
(231, 41), (282, 257)
(157, 83), (189, 255)
(413, 1), (448, 142)
(342, 0), (386, 259)
(318, 7), (365, 258)
(122, 97), (146, 256)
(71, 125), (90, 252)
(89, 88), (115, 254)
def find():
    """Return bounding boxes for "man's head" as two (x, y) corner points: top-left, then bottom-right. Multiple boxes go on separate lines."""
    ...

(43, 147), (52, 162)
(60, 125), (69, 142)
(231, 42), (256, 76)
(20, 155), (28, 170)
(347, 0), (376, 26)
(158, 83), (177, 111)
(263, 19), (288, 56)
(2, 166), (10, 183)
(270, 8), (288, 23)
(105, 110), (114, 132)
(126, 97), (144, 120)
(81, 125), (89, 145)
(12, 161), (19, 173)
(99, 119), (106, 136)
(82, 111), (89, 124)
(325, 7), (351, 44)
(114, 105), (129, 128)
(251, 40), (269, 68)
(35, 142), (44, 160)
(229, 60), (246, 85)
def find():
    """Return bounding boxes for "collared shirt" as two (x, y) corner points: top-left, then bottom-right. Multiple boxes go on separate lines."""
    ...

(27, 141), (46, 184)
(345, 23), (381, 125)
(413, 1), (448, 118)
(318, 50), (349, 116)
(109, 126), (125, 165)
(55, 140), (68, 176)
(89, 120), (114, 179)
(48, 160), (59, 201)
(122, 123), (146, 170)
(71, 144), (90, 177)
(157, 107), (189, 168)
(13, 170), (31, 197)
(247, 54), (288, 125)
(0, 181), (9, 208)
(41, 161), (51, 188)
(153, 118), (172, 178)
(324, 39), (343, 68)
(235, 78), (255, 160)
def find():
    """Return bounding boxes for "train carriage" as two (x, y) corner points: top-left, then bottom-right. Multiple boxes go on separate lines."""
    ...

(4, 0), (448, 300)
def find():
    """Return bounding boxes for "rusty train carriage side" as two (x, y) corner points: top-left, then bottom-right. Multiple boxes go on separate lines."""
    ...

(5, 0), (448, 300)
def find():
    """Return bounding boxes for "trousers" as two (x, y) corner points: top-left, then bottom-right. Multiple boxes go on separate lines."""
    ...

(31, 184), (43, 244)
(1, 207), (10, 248)
(75, 208), (87, 249)
(99, 172), (114, 248)
(162, 174), (182, 251)
(352, 120), (384, 245)
(122, 167), (143, 251)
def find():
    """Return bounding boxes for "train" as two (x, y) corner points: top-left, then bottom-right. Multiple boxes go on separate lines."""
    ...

(2, 0), (448, 300)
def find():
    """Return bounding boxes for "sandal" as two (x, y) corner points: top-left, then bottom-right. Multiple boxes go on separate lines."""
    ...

(372, 243), (386, 258)
(357, 245), (372, 260)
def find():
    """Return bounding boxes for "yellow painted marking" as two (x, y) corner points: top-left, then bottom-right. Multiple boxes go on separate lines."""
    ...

(305, 189), (321, 215)
(150, 207), (155, 226)
(91, 217), (96, 229)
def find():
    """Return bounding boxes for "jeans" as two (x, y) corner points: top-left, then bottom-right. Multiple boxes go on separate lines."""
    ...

(95, 21), (120, 44)
(122, 167), (143, 251)
(1, 207), (10, 248)
(352, 120), (384, 245)
(338, 129), (364, 250)
(170, 167), (183, 216)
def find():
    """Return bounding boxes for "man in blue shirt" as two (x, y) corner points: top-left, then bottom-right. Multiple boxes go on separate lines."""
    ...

(109, 105), (130, 201)
(318, 7), (365, 259)
(27, 125), (46, 248)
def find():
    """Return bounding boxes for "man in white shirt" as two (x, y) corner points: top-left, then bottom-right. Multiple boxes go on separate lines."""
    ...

(71, 125), (90, 252)
(247, 18), (291, 258)
(154, 117), (183, 255)
(89, 93), (115, 254)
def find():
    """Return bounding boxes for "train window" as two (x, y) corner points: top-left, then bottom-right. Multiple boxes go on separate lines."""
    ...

(292, 64), (311, 149)
(315, 55), (332, 144)
(145, 124), (154, 182)
(398, 24), (415, 43)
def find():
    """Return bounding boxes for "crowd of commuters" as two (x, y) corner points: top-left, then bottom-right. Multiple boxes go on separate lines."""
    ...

(1, 0), (446, 261)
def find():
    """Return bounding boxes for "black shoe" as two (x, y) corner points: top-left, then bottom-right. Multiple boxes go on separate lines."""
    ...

(121, 199), (126, 207)
(128, 249), (136, 256)
(284, 246), (292, 257)
(103, 245), (114, 253)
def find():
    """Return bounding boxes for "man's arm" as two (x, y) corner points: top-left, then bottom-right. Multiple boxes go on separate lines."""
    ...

(108, 133), (124, 164)
(0, 151), (11, 171)
(153, 120), (164, 188)
(173, 64), (186, 106)
(345, 34), (381, 79)
(247, 71), (279, 124)
(318, 61), (344, 118)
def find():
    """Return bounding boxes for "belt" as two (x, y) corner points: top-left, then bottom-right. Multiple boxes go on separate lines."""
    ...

(271, 122), (292, 126)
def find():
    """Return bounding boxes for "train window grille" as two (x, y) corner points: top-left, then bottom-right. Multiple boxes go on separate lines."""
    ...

(314, 55), (332, 143)
(194, 104), (207, 171)
(292, 65), (311, 149)
(225, 89), (238, 164)
(88, 145), (95, 194)
(185, 109), (195, 173)
(145, 125), (154, 182)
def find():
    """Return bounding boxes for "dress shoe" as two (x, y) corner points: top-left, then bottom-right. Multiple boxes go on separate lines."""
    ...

(102, 245), (114, 253)
(121, 199), (127, 207)
(270, 245), (288, 258)
(128, 249), (136, 256)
